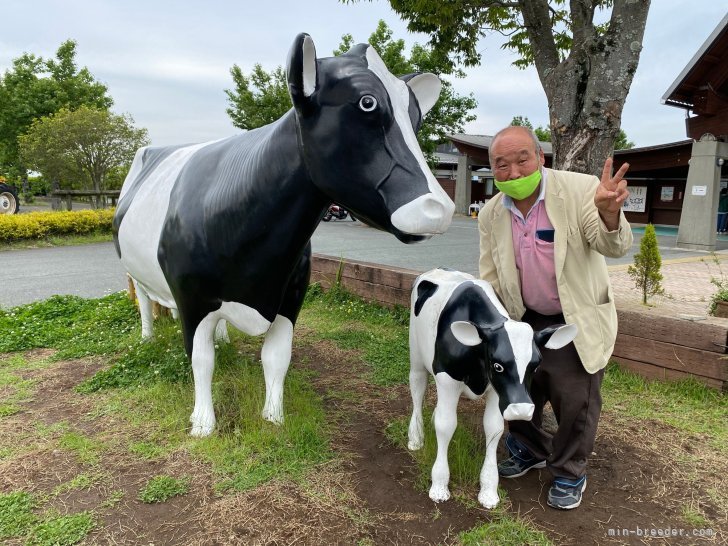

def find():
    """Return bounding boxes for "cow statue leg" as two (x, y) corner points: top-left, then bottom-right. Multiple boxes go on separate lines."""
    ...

(479, 386), (505, 508)
(260, 315), (294, 424)
(407, 350), (428, 451)
(430, 372), (463, 503)
(133, 279), (154, 339)
(189, 313), (220, 437)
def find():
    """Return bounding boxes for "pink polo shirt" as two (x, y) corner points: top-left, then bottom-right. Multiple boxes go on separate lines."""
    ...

(502, 173), (561, 315)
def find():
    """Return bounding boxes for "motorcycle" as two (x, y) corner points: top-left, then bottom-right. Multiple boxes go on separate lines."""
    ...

(322, 204), (356, 222)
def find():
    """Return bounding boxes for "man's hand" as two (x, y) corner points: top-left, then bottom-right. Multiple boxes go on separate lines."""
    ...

(594, 157), (630, 231)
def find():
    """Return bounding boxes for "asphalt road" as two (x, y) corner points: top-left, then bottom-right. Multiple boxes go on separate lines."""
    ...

(2, 216), (727, 308)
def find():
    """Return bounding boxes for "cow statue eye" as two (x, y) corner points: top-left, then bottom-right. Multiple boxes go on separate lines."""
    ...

(493, 363), (504, 373)
(359, 95), (378, 112)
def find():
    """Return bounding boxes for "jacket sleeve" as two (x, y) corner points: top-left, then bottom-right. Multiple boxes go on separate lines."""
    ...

(581, 175), (634, 258)
(478, 210), (501, 294)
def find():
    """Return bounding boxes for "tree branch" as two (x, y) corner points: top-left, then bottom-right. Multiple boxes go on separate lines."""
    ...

(517, 0), (561, 79)
(570, 0), (596, 46)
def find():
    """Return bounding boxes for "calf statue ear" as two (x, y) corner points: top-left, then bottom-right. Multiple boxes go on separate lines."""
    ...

(450, 321), (482, 347)
(286, 33), (318, 108)
(534, 324), (578, 350)
(401, 73), (441, 116)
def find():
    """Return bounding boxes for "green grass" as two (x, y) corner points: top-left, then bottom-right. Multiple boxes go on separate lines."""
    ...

(138, 475), (190, 503)
(58, 431), (105, 466)
(53, 473), (102, 496)
(0, 491), (37, 539)
(602, 363), (728, 452)
(0, 492), (93, 545)
(0, 231), (113, 251)
(459, 513), (552, 546)
(0, 353), (47, 418)
(0, 292), (139, 359)
(26, 512), (94, 546)
(299, 283), (410, 385)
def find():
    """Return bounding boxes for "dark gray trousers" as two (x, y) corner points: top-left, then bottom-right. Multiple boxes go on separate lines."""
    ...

(506, 309), (604, 481)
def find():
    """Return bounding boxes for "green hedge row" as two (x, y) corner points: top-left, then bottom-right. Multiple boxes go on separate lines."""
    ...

(0, 209), (115, 242)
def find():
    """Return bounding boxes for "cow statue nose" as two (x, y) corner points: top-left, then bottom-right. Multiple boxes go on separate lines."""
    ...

(391, 193), (455, 236)
(503, 403), (535, 421)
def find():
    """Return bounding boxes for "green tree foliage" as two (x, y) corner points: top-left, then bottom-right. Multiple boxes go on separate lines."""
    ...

(511, 115), (633, 149)
(224, 20), (477, 165)
(225, 65), (290, 131)
(627, 224), (665, 305)
(0, 40), (112, 186)
(350, 1), (650, 175)
(18, 106), (149, 199)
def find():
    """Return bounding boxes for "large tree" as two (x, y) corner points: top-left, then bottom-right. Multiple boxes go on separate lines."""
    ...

(225, 20), (477, 164)
(18, 106), (149, 204)
(353, 1), (650, 174)
(0, 40), (112, 191)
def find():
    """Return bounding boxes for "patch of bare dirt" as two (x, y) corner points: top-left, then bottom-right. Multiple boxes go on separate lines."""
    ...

(0, 343), (725, 546)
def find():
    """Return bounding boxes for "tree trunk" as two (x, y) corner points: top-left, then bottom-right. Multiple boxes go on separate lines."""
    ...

(521, 0), (651, 175)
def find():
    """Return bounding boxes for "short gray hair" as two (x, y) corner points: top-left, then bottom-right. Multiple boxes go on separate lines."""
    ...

(489, 126), (542, 165)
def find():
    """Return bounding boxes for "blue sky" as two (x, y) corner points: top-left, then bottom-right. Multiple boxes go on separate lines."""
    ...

(1, 0), (725, 148)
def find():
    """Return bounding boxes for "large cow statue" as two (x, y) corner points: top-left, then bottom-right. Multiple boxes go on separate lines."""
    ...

(407, 269), (577, 508)
(113, 34), (455, 437)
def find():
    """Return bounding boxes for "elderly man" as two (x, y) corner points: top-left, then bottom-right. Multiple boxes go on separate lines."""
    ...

(478, 126), (632, 510)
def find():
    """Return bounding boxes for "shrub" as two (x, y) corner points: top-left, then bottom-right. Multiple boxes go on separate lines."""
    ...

(0, 209), (115, 242)
(627, 223), (665, 305)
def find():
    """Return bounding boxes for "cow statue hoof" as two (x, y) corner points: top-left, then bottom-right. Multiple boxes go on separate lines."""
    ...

(189, 409), (216, 437)
(478, 489), (500, 509)
(261, 404), (284, 425)
(407, 418), (424, 451)
(429, 484), (451, 503)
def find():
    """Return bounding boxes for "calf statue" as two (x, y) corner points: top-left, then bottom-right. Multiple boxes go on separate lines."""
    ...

(113, 34), (455, 437)
(408, 269), (577, 508)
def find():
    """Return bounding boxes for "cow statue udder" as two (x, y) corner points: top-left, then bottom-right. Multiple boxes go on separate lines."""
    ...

(113, 34), (455, 437)
(408, 268), (577, 508)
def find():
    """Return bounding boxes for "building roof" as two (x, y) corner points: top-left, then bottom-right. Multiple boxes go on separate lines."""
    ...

(662, 12), (728, 110)
(448, 134), (553, 154)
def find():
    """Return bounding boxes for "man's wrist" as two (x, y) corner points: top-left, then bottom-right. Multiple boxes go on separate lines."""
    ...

(599, 210), (620, 231)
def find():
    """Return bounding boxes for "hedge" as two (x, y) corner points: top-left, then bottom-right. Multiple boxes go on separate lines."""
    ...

(0, 209), (115, 242)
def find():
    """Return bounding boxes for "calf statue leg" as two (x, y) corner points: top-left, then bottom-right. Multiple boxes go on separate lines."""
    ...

(479, 386), (505, 508)
(214, 319), (229, 343)
(430, 373), (463, 503)
(189, 313), (220, 437)
(407, 352), (428, 451)
(133, 279), (154, 339)
(261, 315), (294, 424)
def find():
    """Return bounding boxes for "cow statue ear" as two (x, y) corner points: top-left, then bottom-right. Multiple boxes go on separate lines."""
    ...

(402, 73), (441, 116)
(534, 324), (578, 350)
(286, 33), (318, 107)
(450, 321), (482, 347)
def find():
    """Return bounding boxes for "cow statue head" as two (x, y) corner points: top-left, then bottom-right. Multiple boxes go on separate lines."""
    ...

(450, 320), (578, 420)
(286, 33), (455, 243)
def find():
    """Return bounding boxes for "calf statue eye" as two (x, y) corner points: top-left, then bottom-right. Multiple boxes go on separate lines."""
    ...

(493, 363), (504, 373)
(359, 95), (377, 112)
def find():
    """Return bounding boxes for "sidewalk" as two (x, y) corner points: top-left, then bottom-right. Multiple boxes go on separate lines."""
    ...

(609, 254), (728, 318)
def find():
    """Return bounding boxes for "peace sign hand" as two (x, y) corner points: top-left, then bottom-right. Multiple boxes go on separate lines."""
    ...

(594, 157), (630, 230)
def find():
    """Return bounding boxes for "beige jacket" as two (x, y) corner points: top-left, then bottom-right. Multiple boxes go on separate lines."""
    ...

(478, 168), (633, 373)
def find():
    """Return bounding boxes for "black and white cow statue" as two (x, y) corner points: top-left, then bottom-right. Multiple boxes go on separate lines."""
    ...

(408, 268), (577, 508)
(113, 34), (455, 437)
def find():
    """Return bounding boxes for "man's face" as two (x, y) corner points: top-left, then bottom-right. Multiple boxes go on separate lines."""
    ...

(490, 130), (545, 181)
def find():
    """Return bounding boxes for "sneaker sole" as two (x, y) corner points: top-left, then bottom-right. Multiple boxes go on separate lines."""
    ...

(547, 479), (587, 510)
(500, 460), (547, 479)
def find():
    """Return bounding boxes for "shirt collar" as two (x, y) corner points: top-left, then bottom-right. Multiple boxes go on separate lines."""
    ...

(502, 168), (548, 220)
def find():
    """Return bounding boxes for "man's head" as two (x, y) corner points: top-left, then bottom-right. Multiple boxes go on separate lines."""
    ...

(489, 126), (545, 182)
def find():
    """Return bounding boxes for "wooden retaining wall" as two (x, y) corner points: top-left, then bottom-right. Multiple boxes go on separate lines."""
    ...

(310, 254), (728, 391)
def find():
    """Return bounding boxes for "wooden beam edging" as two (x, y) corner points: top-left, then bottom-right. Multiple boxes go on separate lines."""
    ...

(310, 254), (728, 390)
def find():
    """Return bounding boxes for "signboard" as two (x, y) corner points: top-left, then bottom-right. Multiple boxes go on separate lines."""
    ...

(660, 186), (674, 202)
(692, 185), (707, 196)
(623, 186), (647, 212)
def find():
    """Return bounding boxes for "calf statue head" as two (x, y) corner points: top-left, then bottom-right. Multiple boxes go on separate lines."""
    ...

(450, 320), (578, 420)
(286, 33), (455, 243)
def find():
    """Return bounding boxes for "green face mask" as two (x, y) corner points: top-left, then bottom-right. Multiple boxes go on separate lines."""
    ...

(494, 169), (542, 200)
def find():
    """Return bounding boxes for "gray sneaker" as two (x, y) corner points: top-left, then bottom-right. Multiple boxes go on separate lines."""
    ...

(498, 434), (546, 478)
(547, 476), (587, 510)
